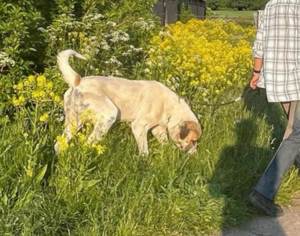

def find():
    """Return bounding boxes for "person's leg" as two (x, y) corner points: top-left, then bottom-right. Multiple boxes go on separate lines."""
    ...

(282, 101), (296, 140)
(281, 101), (300, 168)
(281, 102), (290, 118)
(250, 101), (300, 216)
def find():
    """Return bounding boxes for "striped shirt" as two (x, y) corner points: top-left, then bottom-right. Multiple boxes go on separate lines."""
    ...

(253, 0), (300, 102)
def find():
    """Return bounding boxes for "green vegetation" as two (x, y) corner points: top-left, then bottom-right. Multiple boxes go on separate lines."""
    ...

(206, 0), (268, 10)
(209, 10), (255, 26)
(213, 10), (255, 18)
(0, 0), (299, 235)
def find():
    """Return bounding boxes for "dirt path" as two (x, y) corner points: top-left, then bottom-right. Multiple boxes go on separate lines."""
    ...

(213, 196), (300, 236)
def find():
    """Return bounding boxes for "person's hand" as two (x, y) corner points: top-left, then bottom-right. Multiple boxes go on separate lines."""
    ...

(250, 73), (260, 89)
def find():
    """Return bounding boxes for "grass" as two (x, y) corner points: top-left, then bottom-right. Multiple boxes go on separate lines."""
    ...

(213, 10), (255, 18)
(209, 10), (255, 26)
(1, 82), (300, 235)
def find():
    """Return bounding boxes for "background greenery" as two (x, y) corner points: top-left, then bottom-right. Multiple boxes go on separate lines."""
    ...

(0, 0), (299, 235)
(206, 0), (269, 10)
(207, 10), (256, 27)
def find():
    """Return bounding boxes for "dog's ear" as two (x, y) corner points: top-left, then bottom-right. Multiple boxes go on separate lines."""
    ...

(179, 121), (201, 140)
(179, 122), (189, 140)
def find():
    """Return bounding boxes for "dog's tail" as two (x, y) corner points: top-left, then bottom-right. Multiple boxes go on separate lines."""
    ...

(57, 49), (87, 87)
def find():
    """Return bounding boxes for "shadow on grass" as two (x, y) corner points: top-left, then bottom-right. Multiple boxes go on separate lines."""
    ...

(243, 86), (287, 148)
(209, 86), (287, 235)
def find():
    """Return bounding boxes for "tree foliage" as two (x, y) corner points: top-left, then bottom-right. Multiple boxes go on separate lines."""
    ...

(0, 0), (159, 76)
(0, 0), (160, 114)
(206, 0), (269, 10)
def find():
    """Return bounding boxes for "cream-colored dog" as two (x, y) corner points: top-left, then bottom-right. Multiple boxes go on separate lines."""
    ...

(54, 49), (201, 155)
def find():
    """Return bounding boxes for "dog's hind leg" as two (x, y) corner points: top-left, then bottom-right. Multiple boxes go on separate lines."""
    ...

(131, 120), (151, 156)
(151, 125), (168, 144)
(86, 98), (118, 144)
(87, 116), (116, 144)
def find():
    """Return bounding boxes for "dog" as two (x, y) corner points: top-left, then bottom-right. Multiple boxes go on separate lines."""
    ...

(54, 49), (201, 155)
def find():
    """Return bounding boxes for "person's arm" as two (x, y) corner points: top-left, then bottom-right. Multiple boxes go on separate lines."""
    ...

(253, 57), (263, 72)
(250, 58), (263, 89)
(250, 12), (264, 89)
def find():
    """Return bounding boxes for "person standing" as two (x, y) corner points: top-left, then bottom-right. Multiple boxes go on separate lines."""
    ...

(249, 0), (300, 217)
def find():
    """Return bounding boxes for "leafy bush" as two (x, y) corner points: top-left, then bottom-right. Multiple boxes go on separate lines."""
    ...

(40, 0), (160, 79)
(178, 3), (195, 24)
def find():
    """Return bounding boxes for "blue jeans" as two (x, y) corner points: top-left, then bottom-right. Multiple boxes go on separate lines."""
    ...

(254, 101), (300, 200)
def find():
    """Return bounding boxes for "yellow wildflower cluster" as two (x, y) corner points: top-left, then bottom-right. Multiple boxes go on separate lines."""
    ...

(12, 75), (62, 107)
(56, 110), (106, 155)
(56, 135), (69, 152)
(148, 19), (256, 97)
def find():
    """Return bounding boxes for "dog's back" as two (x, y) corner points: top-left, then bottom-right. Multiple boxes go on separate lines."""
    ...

(57, 50), (181, 121)
(77, 75), (179, 121)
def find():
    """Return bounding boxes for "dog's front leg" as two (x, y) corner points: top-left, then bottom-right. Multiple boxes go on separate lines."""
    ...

(131, 121), (150, 156)
(151, 125), (168, 144)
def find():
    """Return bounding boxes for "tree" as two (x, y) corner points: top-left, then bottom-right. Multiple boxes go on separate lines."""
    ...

(229, 0), (250, 10)
(248, 0), (269, 10)
(206, 0), (222, 10)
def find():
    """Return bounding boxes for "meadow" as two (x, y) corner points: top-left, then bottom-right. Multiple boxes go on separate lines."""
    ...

(1, 13), (300, 236)
(213, 10), (255, 18)
(209, 10), (256, 26)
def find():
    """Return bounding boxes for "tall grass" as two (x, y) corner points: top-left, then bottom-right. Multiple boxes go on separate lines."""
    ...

(0, 83), (299, 235)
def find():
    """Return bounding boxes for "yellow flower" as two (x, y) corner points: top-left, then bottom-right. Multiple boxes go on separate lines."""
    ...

(39, 113), (49, 122)
(25, 168), (33, 177)
(39, 91), (46, 98)
(32, 91), (39, 100)
(226, 80), (233, 86)
(12, 97), (20, 107)
(28, 75), (35, 83)
(91, 143), (106, 155)
(16, 83), (23, 90)
(18, 95), (25, 104)
(37, 75), (46, 87)
(77, 132), (86, 143)
(23, 133), (29, 138)
(80, 109), (96, 123)
(54, 95), (61, 103)
(24, 80), (30, 86)
(56, 135), (68, 152)
(46, 81), (53, 89)
(190, 80), (199, 86)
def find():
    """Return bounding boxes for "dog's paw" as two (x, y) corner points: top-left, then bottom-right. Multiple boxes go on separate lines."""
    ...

(140, 150), (149, 157)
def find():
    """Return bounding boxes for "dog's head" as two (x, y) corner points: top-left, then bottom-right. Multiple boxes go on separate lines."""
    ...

(173, 121), (201, 154)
